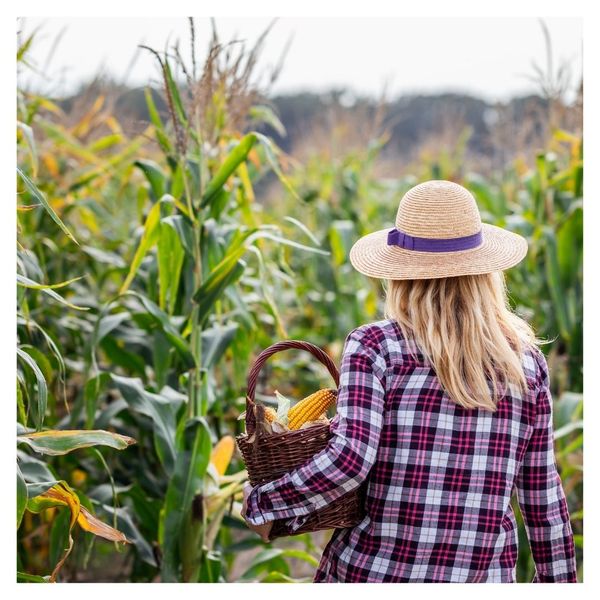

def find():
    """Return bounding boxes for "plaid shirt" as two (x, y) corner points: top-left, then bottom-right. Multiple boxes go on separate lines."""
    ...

(244, 318), (577, 583)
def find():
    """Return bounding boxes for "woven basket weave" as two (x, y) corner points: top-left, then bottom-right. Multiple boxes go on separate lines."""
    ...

(236, 340), (366, 540)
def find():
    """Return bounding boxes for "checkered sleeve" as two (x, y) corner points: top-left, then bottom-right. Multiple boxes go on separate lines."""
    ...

(515, 350), (577, 583)
(244, 326), (387, 530)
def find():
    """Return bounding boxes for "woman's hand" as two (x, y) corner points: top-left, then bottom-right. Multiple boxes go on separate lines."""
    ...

(241, 482), (273, 542)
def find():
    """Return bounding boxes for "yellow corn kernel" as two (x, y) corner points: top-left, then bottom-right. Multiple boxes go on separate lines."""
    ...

(288, 388), (337, 430)
(264, 406), (277, 423)
(210, 435), (235, 475)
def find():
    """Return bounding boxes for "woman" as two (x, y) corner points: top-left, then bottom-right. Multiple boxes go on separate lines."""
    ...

(241, 180), (577, 583)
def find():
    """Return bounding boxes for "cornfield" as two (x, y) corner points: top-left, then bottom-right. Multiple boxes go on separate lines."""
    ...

(16, 20), (582, 583)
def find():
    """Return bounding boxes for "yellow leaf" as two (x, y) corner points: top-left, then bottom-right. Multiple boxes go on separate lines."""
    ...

(42, 153), (59, 177)
(77, 506), (129, 543)
(29, 481), (129, 581)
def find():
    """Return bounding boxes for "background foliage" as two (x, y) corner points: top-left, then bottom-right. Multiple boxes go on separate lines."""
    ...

(17, 20), (582, 582)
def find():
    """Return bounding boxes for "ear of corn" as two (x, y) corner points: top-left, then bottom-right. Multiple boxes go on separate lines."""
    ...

(210, 435), (235, 475)
(264, 407), (277, 423)
(288, 388), (337, 430)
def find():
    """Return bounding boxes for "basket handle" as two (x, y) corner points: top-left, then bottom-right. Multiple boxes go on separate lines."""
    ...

(245, 340), (340, 435)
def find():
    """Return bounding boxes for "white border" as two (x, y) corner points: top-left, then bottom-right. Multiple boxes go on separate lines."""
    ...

(3, 1), (595, 598)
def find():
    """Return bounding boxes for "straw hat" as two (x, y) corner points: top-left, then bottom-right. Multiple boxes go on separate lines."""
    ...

(349, 180), (527, 280)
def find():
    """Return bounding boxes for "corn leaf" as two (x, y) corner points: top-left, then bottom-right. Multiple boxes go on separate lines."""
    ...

(17, 274), (88, 311)
(160, 416), (212, 582)
(126, 291), (195, 368)
(84, 372), (112, 429)
(253, 131), (301, 202)
(110, 374), (178, 475)
(119, 200), (163, 293)
(17, 572), (51, 583)
(100, 503), (158, 568)
(17, 429), (136, 456)
(16, 347), (47, 431)
(27, 481), (129, 581)
(144, 87), (172, 153)
(17, 450), (57, 484)
(158, 220), (185, 313)
(88, 133), (124, 153)
(201, 133), (257, 207)
(200, 323), (239, 369)
(134, 159), (166, 200)
(249, 104), (286, 137)
(17, 464), (27, 528)
(17, 121), (38, 176)
(17, 167), (78, 245)
(543, 227), (572, 341)
(163, 59), (188, 128)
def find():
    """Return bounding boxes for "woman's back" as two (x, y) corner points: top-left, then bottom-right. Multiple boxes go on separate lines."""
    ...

(242, 181), (577, 582)
(312, 318), (575, 583)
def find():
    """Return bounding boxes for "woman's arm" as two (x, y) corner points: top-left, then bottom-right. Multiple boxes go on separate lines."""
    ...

(243, 326), (387, 531)
(514, 350), (577, 582)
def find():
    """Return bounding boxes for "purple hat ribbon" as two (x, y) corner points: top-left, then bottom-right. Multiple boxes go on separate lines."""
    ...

(387, 227), (483, 252)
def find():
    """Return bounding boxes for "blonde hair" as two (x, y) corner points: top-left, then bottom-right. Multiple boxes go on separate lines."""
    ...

(383, 272), (539, 412)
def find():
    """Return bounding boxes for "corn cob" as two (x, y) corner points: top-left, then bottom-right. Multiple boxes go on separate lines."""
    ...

(210, 435), (235, 475)
(288, 388), (337, 430)
(264, 406), (277, 423)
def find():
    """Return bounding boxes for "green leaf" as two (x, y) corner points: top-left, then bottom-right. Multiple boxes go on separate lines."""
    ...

(202, 133), (258, 207)
(158, 220), (185, 313)
(110, 375), (178, 475)
(239, 548), (290, 581)
(543, 227), (572, 341)
(120, 200), (163, 294)
(17, 274), (88, 311)
(254, 131), (301, 201)
(279, 548), (320, 567)
(26, 480), (62, 499)
(17, 347), (47, 431)
(87, 133), (124, 152)
(329, 220), (355, 265)
(249, 229), (330, 256)
(126, 291), (195, 369)
(163, 59), (188, 128)
(199, 550), (223, 583)
(17, 381), (26, 427)
(553, 420), (584, 441)
(134, 159), (167, 200)
(160, 416), (212, 582)
(17, 429), (136, 456)
(17, 121), (38, 176)
(283, 215), (321, 246)
(17, 167), (78, 245)
(17, 464), (27, 528)
(144, 87), (172, 154)
(17, 450), (57, 483)
(200, 323), (239, 369)
(556, 203), (583, 288)
(193, 248), (247, 324)
(161, 214), (195, 257)
(17, 571), (52, 583)
(97, 504), (158, 568)
(260, 571), (311, 583)
(249, 104), (286, 137)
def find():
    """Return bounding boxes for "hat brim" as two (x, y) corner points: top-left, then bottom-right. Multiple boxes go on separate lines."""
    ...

(349, 223), (528, 280)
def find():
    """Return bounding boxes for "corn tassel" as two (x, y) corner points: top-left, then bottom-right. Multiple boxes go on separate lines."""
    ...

(288, 388), (337, 430)
(210, 435), (235, 476)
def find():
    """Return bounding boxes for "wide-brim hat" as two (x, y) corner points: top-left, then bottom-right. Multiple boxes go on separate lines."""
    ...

(349, 180), (528, 280)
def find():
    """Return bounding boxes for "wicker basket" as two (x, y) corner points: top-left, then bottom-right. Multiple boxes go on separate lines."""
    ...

(236, 340), (366, 541)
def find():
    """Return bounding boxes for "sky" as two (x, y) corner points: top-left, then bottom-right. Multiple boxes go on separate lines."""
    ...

(18, 17), (582, 102)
